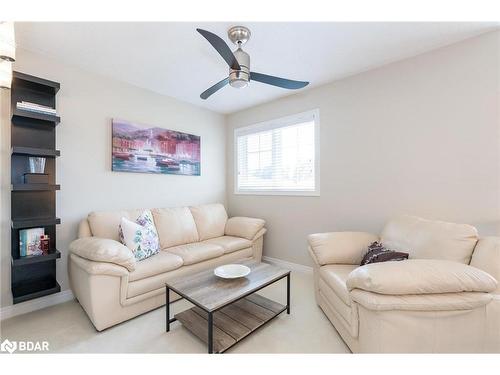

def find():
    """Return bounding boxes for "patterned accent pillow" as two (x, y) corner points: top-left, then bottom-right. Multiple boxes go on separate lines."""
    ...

(119, 210), (160, 261)
(360, 241), (409, 266)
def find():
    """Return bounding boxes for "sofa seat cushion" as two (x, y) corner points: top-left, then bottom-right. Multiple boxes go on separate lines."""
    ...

(126, 247), (254, 298)
(319, 264), (358, 306)
(203, 236), (253, 254)
(347, 259), (498, 295)
(129, 251), (183, 282)
(166, 242), (224, 265)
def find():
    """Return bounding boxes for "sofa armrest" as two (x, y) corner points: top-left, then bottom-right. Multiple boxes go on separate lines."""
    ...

(69, 237), (135, 272)
(307, 231), (379, 266)
(225, 216), (266, 240)
(70, 253), (129, 277)
(470, 237), (500, 293)
(347, 259), (498, 295)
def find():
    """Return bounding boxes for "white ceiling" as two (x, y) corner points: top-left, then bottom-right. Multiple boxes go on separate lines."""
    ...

(15, 22), (499, 114)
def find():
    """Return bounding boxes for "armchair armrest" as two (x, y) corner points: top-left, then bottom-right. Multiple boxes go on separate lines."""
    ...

(69, 237), (136, 272)
(470, 237), (500, 293)
(225, 216), (266, 240)
(307, 231), (379, 266)
(347, 259), (498, 295)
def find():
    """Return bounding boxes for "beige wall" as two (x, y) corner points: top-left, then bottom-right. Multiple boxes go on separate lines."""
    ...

(226, 31), (500, 266)
(0, 48), (226, 308)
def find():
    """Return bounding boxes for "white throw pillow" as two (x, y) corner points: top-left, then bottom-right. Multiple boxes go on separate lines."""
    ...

(119, 210), (160, 261)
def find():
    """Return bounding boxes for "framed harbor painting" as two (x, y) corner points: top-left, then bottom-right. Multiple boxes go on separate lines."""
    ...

(112, 119), (201, 176)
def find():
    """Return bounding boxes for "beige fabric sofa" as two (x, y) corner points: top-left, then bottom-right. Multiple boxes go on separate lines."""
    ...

(308, 215), (500, 353)
(68, 203), (266, 331)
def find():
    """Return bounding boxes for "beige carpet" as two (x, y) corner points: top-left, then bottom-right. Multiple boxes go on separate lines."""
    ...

(0, 270), (350, 353)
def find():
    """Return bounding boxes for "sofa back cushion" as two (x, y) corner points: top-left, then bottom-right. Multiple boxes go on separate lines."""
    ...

(87, 209), (145, 241)
(152, 207), (199, 249)
(189, 203), (228, 241)
(381, 215), (478, 264)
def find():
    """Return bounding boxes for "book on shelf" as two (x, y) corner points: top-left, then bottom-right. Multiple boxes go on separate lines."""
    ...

(19, 228), (45, 257)
(16, 101), (57, 115)
(16, 105), (57, 115)
(18, 101), (56, 111)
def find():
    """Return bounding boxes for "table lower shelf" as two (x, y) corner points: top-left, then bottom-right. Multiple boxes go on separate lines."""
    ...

(175, 293), (286, 353)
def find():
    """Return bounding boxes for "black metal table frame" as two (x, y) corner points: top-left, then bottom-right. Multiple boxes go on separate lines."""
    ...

(165, 272), (291, 353)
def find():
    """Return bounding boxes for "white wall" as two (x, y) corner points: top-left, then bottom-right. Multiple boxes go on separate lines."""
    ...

(226, 31), (500, 266)
(0, 48), (226, 308)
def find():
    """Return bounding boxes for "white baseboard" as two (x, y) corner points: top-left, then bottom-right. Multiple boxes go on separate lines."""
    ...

(0, 289), (74, 321)
(262, 256), (313, 274)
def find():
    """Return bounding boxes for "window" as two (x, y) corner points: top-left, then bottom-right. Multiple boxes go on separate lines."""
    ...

(234, 109), (320, 196)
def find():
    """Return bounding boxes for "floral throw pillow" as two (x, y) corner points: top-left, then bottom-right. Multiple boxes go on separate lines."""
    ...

(119, 210), (160, 261)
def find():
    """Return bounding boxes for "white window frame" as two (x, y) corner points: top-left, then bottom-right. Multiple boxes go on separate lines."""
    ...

(234, 109), (320, 196)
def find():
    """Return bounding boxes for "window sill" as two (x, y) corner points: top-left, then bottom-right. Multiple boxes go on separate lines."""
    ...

(234, 190), (320, 197)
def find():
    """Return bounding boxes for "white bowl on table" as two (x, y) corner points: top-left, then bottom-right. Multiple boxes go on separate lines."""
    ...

(214, 264), (251, 279)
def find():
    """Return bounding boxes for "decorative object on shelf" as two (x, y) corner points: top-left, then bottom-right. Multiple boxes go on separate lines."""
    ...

(16, 101), (57, 115)
(112, 118), (201, 176)
(19, 228), (45, 257)
(23, 173), (49, 184)
(0, 21), (15, 62)
(28, 156), (46, 173)
(40, 235), (50, 255)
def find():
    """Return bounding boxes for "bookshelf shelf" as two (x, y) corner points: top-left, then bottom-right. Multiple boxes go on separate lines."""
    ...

(11, 217), (61, 229)
(10, 71), (62, 304)
(12, 249), (61, 267)
(12, 184), (60, 191)
(12, 146), (60, 157)
(12, 108), (60, 125)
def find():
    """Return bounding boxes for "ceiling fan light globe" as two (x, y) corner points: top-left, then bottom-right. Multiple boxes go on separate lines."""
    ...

(229, 69), (250, 88)
(229, 79), (249, 88)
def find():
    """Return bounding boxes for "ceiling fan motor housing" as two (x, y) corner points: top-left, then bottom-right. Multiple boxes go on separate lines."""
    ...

(229, 48), (250, 88)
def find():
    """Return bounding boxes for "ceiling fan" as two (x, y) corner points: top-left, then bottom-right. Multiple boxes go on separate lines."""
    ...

(197, 26), (309, 100)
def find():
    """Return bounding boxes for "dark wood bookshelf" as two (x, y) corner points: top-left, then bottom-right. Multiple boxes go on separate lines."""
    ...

(10, 71), (62, 304)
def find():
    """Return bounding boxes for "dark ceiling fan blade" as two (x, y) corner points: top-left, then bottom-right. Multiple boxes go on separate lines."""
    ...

(200, 77), (230, 100)
(250, 72), (309, 90)
(197, 28), (241, 70)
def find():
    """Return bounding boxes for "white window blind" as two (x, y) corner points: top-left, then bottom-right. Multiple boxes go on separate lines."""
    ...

(235, 109), (319, 196)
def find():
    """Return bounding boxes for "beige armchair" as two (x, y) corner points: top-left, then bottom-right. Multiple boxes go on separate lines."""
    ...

(308, 215), (500, 353)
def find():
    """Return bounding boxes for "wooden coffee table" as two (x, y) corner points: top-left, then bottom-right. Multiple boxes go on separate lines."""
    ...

(165, 260), (290, 353)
